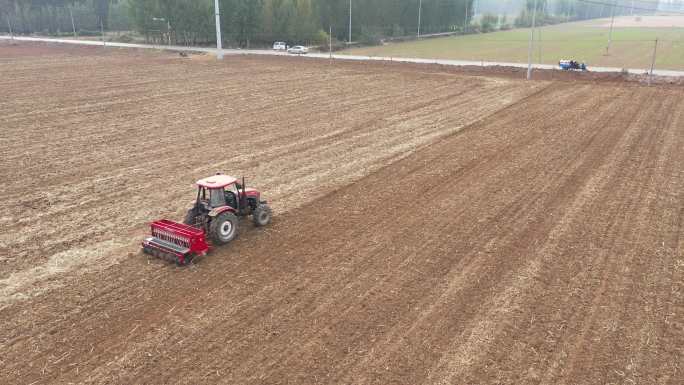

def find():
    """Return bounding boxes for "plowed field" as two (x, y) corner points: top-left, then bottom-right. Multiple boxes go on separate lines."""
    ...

(1, 43), (682, 385)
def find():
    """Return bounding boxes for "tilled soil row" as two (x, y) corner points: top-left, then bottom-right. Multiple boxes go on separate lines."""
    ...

(0, 47), (539, 289)
(1, 45), (682, 384)
(1, 79), (681, 384)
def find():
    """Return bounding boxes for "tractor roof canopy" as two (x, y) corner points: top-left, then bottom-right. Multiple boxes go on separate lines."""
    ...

(196, 174), (237, 189)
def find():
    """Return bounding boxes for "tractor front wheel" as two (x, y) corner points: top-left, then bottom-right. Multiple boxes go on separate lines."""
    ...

(252, 204), (272, 227)
(209, 212), (239, 245)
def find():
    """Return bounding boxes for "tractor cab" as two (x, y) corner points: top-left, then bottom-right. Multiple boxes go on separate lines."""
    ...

(195, 174), (240, 210)
(194, 174), (262, 212)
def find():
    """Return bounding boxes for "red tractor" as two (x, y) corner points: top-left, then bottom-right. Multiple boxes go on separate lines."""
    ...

(142, 174), (272, 265)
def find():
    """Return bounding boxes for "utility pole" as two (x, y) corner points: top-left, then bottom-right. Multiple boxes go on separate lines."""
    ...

(329, 25), (333, 60)
(69, 7), (77, 37)
(526, 0), (538, 80)
(464, 1), (469, 33)
(631, 0), (635, 15)
(648, 39), (658, 85)
(418, 0), (422, 37)
(100, 19), (105, 47)
(214, 0), (223, 60)
(606, 0), (616, 55)
(6, 15), (13, 41)
(349, 0), (352, 43)
(538, 27), (542, 64)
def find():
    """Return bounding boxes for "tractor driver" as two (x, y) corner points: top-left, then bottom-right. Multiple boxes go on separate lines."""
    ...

(222, 180), (245, 209)
(224, 182), (245, 209)
(224, 188), (237, 209)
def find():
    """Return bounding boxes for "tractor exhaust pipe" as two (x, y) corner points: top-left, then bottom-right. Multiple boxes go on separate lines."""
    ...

(242, 176), (247, 213)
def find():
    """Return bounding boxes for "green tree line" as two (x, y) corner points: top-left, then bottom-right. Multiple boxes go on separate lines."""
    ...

(128, 0), (477, 47)
(1, 0), (643, 46)
(1, 0), (476, 46)
(0, 0), (127, 34)
(515, 0), (650, 27)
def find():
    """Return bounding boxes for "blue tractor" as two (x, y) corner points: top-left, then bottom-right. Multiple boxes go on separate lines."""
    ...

(559, 59), (587, 71)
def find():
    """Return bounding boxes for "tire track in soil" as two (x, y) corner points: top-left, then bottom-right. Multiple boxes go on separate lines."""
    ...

(363, 85), (642, 385)
(429, 86), (659, 385)
(553, 90), (684, 385)
(427, 87), (684, 385)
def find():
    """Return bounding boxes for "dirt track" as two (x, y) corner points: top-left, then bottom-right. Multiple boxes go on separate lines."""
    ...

(1, 43), (682, 384)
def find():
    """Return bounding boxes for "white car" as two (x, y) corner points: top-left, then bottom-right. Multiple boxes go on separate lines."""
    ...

(287, 45), (309, 54)
(273, 41), (287, 51)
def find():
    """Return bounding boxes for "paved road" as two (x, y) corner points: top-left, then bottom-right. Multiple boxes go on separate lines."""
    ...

(2, 34), (683, 77)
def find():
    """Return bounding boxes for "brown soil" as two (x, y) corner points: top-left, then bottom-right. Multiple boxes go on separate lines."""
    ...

(0, 39), (110, 56)
(1, 43), (682, 384)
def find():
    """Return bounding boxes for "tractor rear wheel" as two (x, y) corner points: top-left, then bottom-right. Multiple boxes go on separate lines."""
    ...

(209, 212), (238, 245)
(252, 204), (272, 227)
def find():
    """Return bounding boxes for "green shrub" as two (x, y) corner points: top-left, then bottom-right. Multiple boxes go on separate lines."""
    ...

(117, 33), (135, 43)
(313, 29), (330, 45)
(480, 13), (499, 33)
